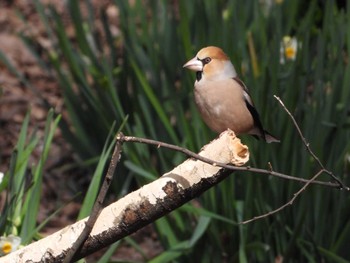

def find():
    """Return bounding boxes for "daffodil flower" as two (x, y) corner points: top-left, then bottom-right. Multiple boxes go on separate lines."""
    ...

(280, 36), (299, 64)
(0, 235), (21, 256)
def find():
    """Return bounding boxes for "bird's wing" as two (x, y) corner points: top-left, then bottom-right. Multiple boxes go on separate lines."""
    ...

(233, 77), (266, 140)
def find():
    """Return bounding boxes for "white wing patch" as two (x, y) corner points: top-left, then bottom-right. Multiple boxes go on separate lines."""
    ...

(243, 90), (254, 106)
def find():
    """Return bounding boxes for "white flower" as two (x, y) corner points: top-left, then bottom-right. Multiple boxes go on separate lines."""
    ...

(0, 235), (21, 256)
(0, 172), (3, 184)
(280, 36), (299, 64)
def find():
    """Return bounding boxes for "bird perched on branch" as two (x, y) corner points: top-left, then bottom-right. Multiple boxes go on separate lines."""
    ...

(183, 46), (279, 143)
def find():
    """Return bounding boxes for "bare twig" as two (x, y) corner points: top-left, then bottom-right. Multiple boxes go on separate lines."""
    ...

(274, 95), (349, 190)
(120, 135), (341, 188)
(63, 133), (124, 263)
(241, 170), (324, 224)
(239, 96), (349, 224)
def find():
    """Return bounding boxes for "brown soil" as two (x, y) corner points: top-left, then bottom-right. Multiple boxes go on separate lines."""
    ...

(0, 1), (162, 261)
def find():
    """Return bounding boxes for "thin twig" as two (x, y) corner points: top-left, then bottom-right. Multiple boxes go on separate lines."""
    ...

(241, 170), (324, 224)
(63, 133), (124, 263)
(274, 95), (349, 190)
(239, 96), (349, 224)
(121, 135), (341, 188)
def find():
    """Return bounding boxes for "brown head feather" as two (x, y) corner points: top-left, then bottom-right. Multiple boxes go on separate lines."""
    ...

(196, 46), (229, 61)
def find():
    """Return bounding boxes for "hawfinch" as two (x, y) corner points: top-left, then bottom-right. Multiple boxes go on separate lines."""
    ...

(183, 46), (279, 143)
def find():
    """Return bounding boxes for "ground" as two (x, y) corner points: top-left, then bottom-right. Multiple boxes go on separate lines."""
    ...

(0, 1), (161, 261)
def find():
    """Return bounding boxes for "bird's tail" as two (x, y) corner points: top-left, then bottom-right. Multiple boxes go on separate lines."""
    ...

(264, 130), (280, 143)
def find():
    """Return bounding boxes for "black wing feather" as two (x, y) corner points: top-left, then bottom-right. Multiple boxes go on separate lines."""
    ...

(233, 77), (266, 141)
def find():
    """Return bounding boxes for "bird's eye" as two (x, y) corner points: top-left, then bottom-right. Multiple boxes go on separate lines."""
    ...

(202, 57), (212, 64)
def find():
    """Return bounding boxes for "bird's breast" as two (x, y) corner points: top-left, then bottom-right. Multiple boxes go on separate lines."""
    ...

(194, 79), (255, 134)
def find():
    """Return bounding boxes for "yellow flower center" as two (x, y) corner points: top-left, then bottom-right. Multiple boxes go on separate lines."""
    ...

(285, 46), (296, 59)
(2, 242), (12, 254)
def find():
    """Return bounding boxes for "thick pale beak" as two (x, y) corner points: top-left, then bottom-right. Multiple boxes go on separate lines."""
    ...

(183, 57), (203, 72)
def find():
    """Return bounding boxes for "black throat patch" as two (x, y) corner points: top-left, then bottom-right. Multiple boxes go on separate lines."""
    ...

(196, 71), (202, 81)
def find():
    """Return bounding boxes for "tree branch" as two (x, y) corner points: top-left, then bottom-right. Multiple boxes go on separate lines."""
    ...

(0, 130), (247, 262)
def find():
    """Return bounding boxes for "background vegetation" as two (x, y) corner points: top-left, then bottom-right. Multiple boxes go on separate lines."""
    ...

(1, 0), (350, 262)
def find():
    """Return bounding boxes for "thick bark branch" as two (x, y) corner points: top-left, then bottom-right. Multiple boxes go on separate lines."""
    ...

(0, 130), (248, 263)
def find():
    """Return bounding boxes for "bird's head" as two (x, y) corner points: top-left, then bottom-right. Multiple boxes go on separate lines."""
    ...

(183, 46), (237, 81)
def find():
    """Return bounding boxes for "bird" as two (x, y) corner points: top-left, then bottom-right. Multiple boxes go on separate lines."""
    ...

(183, 46), (279, 143)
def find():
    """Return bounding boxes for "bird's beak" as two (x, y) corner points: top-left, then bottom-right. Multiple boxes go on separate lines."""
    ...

(183, 57), (203, 72)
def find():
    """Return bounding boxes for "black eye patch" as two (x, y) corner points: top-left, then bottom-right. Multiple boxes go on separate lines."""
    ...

(201, 57), (212, 65)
